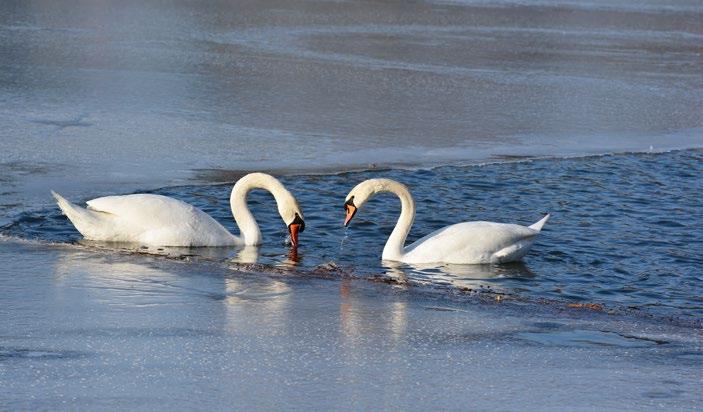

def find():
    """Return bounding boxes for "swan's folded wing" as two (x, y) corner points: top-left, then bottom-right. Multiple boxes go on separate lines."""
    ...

(83, 194), (237, 246)
(411, 221), (536, 247)
(405, 221), (538, 263)
(86, 194), (199, 226)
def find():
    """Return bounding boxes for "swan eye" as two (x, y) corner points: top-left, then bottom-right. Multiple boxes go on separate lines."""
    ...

(287, 213), (305, 247)
(344, 196), (355, 209)
(291, 213), (305, 232)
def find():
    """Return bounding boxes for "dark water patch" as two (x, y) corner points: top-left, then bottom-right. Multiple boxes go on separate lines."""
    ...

(423, 306), (465, 312)
(0, 347), (88, 361)
(490, 154), (538, 161)
(2, 210), (82, 243)
(51, 327), (220, 339)
(30, 117), (93, 129)
(3, 149), (703, 318)
(672, 351), (703, 363)
(517, 329), (664, 348)
(3, 396), (194, 411)
(530, 322), (565, 330)
(642, 389), (685, 400)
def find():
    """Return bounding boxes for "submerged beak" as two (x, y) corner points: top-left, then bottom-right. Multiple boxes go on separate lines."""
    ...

(344, 204), (357, 227)
(288, 213), (305, 247)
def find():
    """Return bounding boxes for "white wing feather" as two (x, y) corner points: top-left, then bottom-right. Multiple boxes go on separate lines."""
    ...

(403, 221), (540, 264)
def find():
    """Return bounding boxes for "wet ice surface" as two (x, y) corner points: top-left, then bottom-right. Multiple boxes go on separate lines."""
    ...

(1, 241), (702, 410)
(7, 150), (703, 320)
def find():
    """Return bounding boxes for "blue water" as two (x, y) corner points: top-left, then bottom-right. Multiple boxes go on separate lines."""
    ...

(5, 149), (702, 319)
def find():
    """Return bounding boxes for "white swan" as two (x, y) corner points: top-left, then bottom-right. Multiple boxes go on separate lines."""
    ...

(52, 173), (305, 247)
(343, 178), (549, 264)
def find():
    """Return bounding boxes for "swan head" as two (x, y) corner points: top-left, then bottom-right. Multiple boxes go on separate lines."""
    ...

(278, 196), (305, 247)
(344, 178), (412, 227)
(343, 179), (379, 226)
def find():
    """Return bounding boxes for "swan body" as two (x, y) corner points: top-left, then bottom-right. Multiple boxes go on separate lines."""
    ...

(53, 173), (305, 247)
(344, 178), (548, 264)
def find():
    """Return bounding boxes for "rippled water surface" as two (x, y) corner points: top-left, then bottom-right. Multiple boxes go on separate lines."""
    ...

(5, 149), (702, 318)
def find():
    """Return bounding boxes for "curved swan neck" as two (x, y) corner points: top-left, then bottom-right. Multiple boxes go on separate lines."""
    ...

(369, 180), (415, 261)
(230, 173), (293, 246)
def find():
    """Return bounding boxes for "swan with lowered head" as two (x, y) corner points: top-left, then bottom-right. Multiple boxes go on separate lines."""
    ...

(343, 178), (548, 264)
(52, 173), (305, 247)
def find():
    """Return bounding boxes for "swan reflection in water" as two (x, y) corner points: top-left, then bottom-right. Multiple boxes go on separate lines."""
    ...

(52, 247), (293, 336)
(77, 239), (238, 260)
(78, 239), (300, 268)
(227, 244), (300, 267)
(222, 276), (292, 335)
(52, 249), (216, 307)
(230, 245), (260, 264)
(339, 279), (408, 345)
(382, 260), (535, 292)
(222, 244), (296, 333)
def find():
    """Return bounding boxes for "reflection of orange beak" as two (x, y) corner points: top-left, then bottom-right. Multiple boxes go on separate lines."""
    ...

(289, 223), (301, 247)
(287, 247), (299, 263)
(344, 205), (357, 227)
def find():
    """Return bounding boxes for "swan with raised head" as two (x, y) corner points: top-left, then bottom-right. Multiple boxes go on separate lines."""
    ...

(343, 178), (548, 264)
(52, 173), (305, 247)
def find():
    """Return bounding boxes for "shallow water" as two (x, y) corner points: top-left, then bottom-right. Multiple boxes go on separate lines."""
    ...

(5, 149), (702, 319)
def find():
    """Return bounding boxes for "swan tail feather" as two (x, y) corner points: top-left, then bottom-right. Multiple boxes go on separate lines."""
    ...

(51, 191), (107, 238)
(528, 213), (550, 232)
(52, 191), (83, 217)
